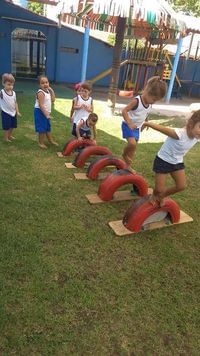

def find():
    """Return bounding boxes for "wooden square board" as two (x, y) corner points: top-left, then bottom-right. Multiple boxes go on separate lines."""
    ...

(74, 172), (109, 180)
(86, 188), (153, 204)
(109, 210), (193, 236)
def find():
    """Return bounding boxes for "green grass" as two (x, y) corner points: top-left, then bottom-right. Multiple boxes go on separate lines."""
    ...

(0, 88), (200, 355)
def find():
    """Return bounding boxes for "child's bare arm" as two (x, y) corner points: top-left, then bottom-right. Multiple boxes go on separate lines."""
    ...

(122, 98), (138, 129)
(92, 125), (97, 141)
(15, 102), (21, 116)
(143, 121), (179, 139)
(76, 120), (84, 140)
(70, 99), (75, 122)
(37, 92), (51, 119)
(49, 87), (55, 102)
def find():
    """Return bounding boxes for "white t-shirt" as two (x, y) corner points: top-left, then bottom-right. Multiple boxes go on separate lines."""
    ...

(34, 89), (51, 114)
(73, 95), (93, 124)
(76, 116), (90, 131)
(158, 127), (199, 164)
(125, 95), (152, 129)
(0, 89), (16, 116)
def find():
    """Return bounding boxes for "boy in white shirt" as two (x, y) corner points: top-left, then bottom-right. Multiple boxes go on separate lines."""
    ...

(0, 73), (21, 142)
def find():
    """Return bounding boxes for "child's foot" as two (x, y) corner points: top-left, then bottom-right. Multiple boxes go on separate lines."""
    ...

(122, 153), (132, 163)
(5, 139), (12, 142)
(125, 165), (136, 174)
(50, 141), (59, 146)
(9, 136), (16, 140)
(148, 194), (165, 207)
(39, 143), (47, 149)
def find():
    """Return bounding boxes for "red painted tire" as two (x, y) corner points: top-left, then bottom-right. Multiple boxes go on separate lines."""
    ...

(123, 196), (180, 232)
(98, 169), (148, 201)
(87, 155), (126, 180)
(73, 146), (112, 168)
(62, 138), (95, 156)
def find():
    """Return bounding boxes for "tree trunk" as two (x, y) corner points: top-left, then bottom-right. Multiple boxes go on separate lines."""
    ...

(108, 16), (126, 112)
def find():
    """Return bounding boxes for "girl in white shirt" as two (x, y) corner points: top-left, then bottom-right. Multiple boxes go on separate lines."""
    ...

(71, 82), (93, 137)
(0, 73), (21, 142)
(34, 75), (58, 149)
(142, 110), (200, 206)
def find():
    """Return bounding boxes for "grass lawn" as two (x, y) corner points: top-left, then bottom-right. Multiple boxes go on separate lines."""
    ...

(0, 87), (200, 355)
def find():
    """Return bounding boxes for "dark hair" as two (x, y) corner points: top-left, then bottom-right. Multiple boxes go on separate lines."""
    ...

(38, 75), (49, 83)
(88, 113), (98, 123)
(145, 76), (167, 100)
(2, 73), (15, 85)
(187, 110), (200, 129)
(81, 81), (92, 92)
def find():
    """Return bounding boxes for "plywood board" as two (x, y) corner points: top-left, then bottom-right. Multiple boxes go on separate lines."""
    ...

(109, 210), (193, 236)
(86, 188), (153, 204)
(74, 172), (109, 180)
(65, 162), (76, 169)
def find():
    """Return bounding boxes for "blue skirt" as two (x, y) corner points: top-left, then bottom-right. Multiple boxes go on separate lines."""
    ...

(34, 108), (51, 133)
(1, 110), (17, 130)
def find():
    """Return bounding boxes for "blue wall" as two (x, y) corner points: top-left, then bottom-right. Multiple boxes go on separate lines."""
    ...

(0, 0), (113, 85)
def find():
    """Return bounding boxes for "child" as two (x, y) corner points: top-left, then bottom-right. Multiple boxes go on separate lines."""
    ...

(0, 73), (21, 142)
(34, 75), (58, 149)
(71, 82), (93, 137)
(76, 113), (98, 143)
(69, 82), (82, 123)
(142, 110), (200, 206)
(121, 76), (167, 171)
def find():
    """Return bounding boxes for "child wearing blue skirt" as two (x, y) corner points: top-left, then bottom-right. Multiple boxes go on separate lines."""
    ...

(34, 76), (58, 149)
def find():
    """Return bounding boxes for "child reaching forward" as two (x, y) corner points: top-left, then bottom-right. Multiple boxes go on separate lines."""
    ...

(0, 73), (21, 142)
(142, 110), (200, 206)
(71, 82), (93, 137)
(121, 76), (167, 171)
(76, 113), (98, 143)
(69, 82), (82, 123)
(34, 75), (58, 149)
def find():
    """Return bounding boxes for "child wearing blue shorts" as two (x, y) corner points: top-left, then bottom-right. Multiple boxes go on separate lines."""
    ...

(34, 75), (58, 149)
(121, 76), (167, 171)
(0, 73), (21, 142)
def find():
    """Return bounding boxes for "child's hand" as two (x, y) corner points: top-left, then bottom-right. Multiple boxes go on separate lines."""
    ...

(127, 121), (136, 130)
(77, 137), (83, 141)
(92, 139), (96, 144)
(141, 122), (149, 131)
(17, 112), (22, 117)
(47, 115), (53, 120)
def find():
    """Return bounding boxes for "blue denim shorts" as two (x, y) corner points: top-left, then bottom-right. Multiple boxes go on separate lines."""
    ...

(122, 121), (139, 141)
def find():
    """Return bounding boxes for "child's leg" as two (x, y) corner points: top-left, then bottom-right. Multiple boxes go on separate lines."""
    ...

(8, 128), (15, 140)
(152, 170), (186, 205)
(38, 133), (47, 149)
(4, 130), (11, 142)
(152, 173), (167, 205)
(164, 169), (186, 197)
(122, 137), (137, 170)
(46, 132), (59, 146)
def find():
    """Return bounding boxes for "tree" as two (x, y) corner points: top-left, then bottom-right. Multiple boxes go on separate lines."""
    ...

(170, 0), (200, 17)
(27, 1), (44, 15)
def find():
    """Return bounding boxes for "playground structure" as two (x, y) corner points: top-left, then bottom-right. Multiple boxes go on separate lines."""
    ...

(60, 138), (193, 235)
(88, 47), (182, 97)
